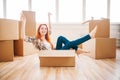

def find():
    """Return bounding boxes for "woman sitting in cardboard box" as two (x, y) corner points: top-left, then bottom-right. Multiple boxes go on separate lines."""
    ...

(21, 13), (97, 54)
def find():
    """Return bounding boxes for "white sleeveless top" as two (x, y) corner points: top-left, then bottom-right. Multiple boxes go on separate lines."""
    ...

(42, 40), (52, 50)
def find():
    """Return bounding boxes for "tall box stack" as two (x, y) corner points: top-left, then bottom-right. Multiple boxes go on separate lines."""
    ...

(14, 11), (38, 56)
(0, 18), (19, 61)
(83, 19), (116, 59)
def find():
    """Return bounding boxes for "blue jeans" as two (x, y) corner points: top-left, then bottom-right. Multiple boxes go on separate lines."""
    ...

(56, 34), (91, 50)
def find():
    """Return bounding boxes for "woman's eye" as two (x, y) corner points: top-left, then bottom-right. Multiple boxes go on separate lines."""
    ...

(45, 28), (47, 30)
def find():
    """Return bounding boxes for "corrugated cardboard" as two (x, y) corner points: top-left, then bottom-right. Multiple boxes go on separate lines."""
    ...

(18, 21), (24, 39)
(22, 11), (36, 37)
(0, 18), (19, 40)
(14, 39), (39, 56)
(39, 50), (75, 67)
(89, 19), (110, 38)
(83, 38), (116, 59)
(0, 40), (14, 62)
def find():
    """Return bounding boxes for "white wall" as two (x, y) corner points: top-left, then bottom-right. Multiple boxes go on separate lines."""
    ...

(51, 24), (89, 46)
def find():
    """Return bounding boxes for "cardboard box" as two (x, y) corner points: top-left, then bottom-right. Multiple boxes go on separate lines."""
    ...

(14, 39), (39, 56)
(39, 50), (75, 67)
(83, 38), (116, 59)
(18, 21), (24, 39)
(89, 19), (110, 38)
(22, 11), (36, 37)
(0, 40), (14, 62)
(0, 18), (19, 40)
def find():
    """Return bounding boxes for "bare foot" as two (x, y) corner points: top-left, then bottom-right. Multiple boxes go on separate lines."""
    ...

(89, 25), (98, 38)
(76, 48), (90, 54)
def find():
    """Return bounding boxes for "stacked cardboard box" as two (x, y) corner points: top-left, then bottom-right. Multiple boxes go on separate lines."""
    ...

(83, 38), (116, 59)
(14, 11), (37, 56)
(0, 19), (19, 61)
(14, 39), (39, 56)
(89, 19), (110, 38)
(22, 11), (36, 37)
(0, 19), (19, 40)
(83, 19), (116, 59)
(0, 41), (14, 62)
(39, 50), (75, 67)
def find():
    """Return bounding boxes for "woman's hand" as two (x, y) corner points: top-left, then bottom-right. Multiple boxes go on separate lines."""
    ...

(48, 12), (52, 35)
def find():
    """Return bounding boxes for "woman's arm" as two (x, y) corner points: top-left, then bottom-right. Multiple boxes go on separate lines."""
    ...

(20, 13), (36, 43)
(48, 12), (52, 34)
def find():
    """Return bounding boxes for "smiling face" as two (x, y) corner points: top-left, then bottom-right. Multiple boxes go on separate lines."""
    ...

(39, 24), (48, 36)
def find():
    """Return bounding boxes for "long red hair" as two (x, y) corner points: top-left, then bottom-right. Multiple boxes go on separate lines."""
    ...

(36, 24), (54, 49)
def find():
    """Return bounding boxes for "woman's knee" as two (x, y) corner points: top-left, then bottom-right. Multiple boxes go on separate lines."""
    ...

(57, 36), (65, 41)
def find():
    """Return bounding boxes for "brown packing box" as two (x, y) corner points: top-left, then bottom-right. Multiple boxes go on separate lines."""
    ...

(0, 40), (14, 62)
(83, 38), (116, 59)
(39, 50), (75, 67)
(0, 18), (19, 40)
(89, 19), (110, 38)
(22, 11), (36, 37)
(19, 21), (24, 39)
(14, 39), (39, 56)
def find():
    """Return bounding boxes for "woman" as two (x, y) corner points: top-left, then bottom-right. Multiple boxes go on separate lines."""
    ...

(21, 13), (97, 54)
